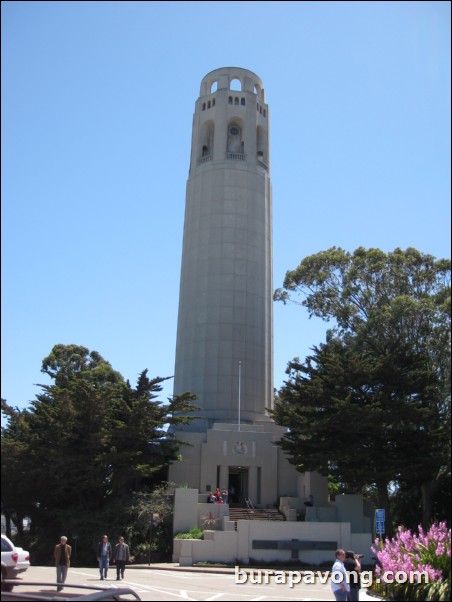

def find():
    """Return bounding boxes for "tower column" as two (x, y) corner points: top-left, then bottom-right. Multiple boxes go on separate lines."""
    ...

(219, 465), (229, 492)
(173, 67), (273, 433)
(248, 465), (258, 504)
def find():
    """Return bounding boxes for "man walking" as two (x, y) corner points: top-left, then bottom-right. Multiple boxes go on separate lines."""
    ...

(54, 536), (71, 591)
(113, 536), (130, 581)
(96, 534), (112, 580)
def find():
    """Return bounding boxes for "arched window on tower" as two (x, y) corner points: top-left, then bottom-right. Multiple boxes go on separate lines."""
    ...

(199, 121), (214, 163)
(254, 84), (265, 102)
(256, 125), (267, 168)
(210, 81), (218, 94)
(227, 123), (244, 157)
(230, 78), (242, 91)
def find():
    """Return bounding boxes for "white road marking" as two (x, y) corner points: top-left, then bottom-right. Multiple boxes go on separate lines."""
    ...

(179, 589), (198, 600)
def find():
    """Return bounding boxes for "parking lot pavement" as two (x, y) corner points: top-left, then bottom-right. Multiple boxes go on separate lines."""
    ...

(7, 565), (382, 601)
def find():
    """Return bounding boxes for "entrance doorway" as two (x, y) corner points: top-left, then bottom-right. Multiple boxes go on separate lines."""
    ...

(228, 467), (249, 506)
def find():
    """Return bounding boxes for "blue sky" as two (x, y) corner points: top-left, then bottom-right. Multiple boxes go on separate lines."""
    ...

(2, 1), (450, 413)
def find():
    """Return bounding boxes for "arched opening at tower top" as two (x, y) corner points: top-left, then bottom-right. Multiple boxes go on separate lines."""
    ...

(257, 125), (268, 165)
(199, 120), (214, 162)
(230, 78), (242, 91)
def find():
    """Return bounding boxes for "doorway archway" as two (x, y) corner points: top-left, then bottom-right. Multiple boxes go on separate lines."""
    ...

(228, 467), (249, 506)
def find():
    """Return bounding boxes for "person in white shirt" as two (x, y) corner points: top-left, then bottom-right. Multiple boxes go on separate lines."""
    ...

(330, 548), (350, 601)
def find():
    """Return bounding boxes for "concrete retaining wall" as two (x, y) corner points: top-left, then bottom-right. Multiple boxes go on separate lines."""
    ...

(173, 519), (372, 566)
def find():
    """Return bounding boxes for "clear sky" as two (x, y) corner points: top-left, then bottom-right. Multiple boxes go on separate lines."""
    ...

(2, 1), (451, 413)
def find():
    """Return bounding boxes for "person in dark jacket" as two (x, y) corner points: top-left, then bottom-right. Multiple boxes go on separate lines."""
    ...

(96, 535), (112, 580)
(112, 536), (130, 581)
(344, 550), (362, 602)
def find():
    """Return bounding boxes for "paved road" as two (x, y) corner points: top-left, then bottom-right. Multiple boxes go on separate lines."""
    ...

(7, 565), (380, 601)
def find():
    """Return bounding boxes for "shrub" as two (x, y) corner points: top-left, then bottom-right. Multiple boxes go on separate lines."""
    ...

(174, 527), (203, 540)
(371, 521), (451, 601)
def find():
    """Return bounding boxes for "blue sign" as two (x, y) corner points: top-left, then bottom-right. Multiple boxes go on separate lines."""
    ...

(376, 520), (385, 534)
(376, 509), (385, 521)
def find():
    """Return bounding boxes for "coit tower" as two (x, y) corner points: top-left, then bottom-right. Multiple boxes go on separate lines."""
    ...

(174, 67), (273, 431)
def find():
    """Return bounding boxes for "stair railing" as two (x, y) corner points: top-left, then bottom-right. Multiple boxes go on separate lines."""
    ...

(245, 498), (255, 514)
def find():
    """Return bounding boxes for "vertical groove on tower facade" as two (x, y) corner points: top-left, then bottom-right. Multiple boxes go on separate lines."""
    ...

(174, 67), (273, 431)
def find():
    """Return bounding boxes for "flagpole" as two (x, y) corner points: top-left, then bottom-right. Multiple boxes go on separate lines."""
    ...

(238, 361), (241, 432)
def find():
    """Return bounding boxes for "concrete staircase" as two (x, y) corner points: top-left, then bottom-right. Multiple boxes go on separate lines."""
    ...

(228, 507), (285, 523)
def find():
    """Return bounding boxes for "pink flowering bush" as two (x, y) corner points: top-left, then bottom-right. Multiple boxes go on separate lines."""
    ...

(371, 521), (451, 601)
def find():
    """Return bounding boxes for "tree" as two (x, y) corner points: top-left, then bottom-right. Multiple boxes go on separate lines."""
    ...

(1, 400), (32, 541)
(125, 483), (177, 561)
(273, 247), (450, 529)
(1, 344), (198, 564)
(273, 336), (442, 535)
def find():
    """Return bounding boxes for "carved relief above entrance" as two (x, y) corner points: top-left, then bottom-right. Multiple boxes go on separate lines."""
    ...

(232, 441), (248, 455)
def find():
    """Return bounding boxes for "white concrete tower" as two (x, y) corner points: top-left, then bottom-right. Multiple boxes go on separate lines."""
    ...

(174, 67), (273, 431)
(170, 68), (332, 510)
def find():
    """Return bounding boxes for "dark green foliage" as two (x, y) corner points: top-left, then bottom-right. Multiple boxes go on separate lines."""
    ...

(174, 528), (204, 539)
(390, 471), (451, 532)
(273, 247), (451, 531)
(1, 345), (198, 565)
(371, 580), (451, 602)
(123, 484), (178, 561)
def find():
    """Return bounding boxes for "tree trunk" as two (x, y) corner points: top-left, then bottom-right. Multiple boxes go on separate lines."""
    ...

(15, 512), (25, 543)
(4, 511), (12, 539)
(421, 480), (435, 528)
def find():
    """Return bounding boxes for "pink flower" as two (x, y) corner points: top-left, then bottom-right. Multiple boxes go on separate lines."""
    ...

(371, 521), (450, 584)
(436, 543), (444, 556)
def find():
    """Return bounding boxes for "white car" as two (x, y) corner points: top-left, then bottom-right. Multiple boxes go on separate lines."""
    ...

(1, 534), (30, 591)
